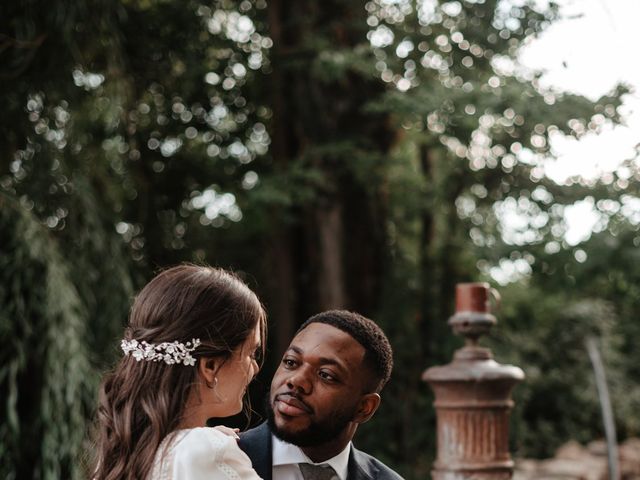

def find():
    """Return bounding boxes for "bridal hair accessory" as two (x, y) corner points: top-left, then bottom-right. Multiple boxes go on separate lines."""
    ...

(121, 338), (201, 366)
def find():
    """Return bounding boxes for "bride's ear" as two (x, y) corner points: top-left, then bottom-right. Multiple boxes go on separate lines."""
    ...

(198, 357), (219, 388)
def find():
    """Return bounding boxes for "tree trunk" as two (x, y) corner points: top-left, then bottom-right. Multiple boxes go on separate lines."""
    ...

(315, 201), (347, 309)
(419, 143), (442, 360)
(264, 0), (298, 359)
(264, 0), (394, 324)
(265, 230), (298, 359)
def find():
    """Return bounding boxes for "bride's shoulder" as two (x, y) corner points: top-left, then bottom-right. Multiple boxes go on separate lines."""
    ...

(171, 427), (238, 458)
(175, 426), (238, 443)
(158, 427), (260, 479)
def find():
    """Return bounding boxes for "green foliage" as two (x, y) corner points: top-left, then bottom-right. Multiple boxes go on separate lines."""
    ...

(0, 195), (94, 479)
(488, 289), (635, 457)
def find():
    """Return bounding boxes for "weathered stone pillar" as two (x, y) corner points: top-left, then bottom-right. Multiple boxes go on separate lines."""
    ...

(423, 283), (525, 480)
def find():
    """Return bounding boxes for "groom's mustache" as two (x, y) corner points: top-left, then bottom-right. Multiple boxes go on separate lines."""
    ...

(274, 392), (313, 414)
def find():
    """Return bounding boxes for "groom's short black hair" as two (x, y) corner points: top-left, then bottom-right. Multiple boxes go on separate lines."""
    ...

(297, 310), (393, 393)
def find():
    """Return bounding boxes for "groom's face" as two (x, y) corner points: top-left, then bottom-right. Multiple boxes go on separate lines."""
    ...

(267, 322), (369, 446)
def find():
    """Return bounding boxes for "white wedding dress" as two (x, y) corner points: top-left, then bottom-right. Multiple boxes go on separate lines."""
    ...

(150, 427), (262, 479)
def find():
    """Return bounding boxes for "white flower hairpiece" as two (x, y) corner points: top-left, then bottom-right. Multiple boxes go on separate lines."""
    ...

(121, 338), (201, 366)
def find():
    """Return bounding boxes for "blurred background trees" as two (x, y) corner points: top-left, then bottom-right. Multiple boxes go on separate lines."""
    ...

(1, 0), (639, 478)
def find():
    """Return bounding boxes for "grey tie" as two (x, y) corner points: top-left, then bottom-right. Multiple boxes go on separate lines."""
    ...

(298, 463), (339, 480)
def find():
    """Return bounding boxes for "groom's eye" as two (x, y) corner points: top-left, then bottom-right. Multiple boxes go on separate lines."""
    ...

(318, 370), (337, 382)
(282, 357), (297, 368)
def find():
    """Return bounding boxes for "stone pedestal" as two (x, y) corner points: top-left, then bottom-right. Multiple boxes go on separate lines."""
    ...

(423, 283), (525, 480)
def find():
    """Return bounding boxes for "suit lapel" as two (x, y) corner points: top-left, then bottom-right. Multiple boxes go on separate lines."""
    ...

(348, 447), (376, 480)
(239, 423), (273, 480)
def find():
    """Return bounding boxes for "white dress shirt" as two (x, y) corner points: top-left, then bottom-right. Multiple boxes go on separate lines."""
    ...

(272, 434), (351, 480)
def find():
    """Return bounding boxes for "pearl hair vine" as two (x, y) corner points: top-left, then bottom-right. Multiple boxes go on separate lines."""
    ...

(120, 338), (201, 366)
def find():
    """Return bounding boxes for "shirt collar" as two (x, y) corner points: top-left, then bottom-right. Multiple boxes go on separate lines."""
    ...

(272, 434), (351, 480)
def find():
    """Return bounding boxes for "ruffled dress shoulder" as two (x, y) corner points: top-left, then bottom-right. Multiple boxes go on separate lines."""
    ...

(149, 426), (262, 480)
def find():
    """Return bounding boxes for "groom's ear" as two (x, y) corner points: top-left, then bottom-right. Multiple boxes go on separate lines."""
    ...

(353, 393), (381, 425)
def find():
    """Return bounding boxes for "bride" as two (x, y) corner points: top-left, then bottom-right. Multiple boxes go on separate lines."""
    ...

(91, 265), (265, 479)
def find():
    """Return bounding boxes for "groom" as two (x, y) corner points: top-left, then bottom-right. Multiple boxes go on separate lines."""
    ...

(240, 310), (403, 480)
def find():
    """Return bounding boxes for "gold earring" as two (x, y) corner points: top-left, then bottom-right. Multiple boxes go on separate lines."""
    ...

(205, 377), (218, 389)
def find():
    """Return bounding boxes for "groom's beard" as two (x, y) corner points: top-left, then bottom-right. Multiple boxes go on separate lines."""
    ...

(265, 396), (355, 447)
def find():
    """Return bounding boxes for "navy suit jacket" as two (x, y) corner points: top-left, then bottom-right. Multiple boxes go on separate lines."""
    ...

(239, 423), (404, 480)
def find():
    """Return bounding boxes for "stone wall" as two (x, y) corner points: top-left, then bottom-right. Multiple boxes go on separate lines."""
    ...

(514, 438), (640, 480)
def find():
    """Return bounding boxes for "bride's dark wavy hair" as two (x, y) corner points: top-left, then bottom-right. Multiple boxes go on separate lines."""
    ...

(91, 265), (266, 480)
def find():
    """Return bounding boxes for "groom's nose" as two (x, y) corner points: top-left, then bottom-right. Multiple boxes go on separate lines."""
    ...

(286, 366), (312, 395)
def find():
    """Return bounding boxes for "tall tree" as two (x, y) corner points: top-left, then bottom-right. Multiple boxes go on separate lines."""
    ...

(260, 0), (396, 355)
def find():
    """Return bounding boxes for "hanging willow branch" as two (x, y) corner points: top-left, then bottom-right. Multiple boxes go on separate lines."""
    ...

(0, 194), (96, 480)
